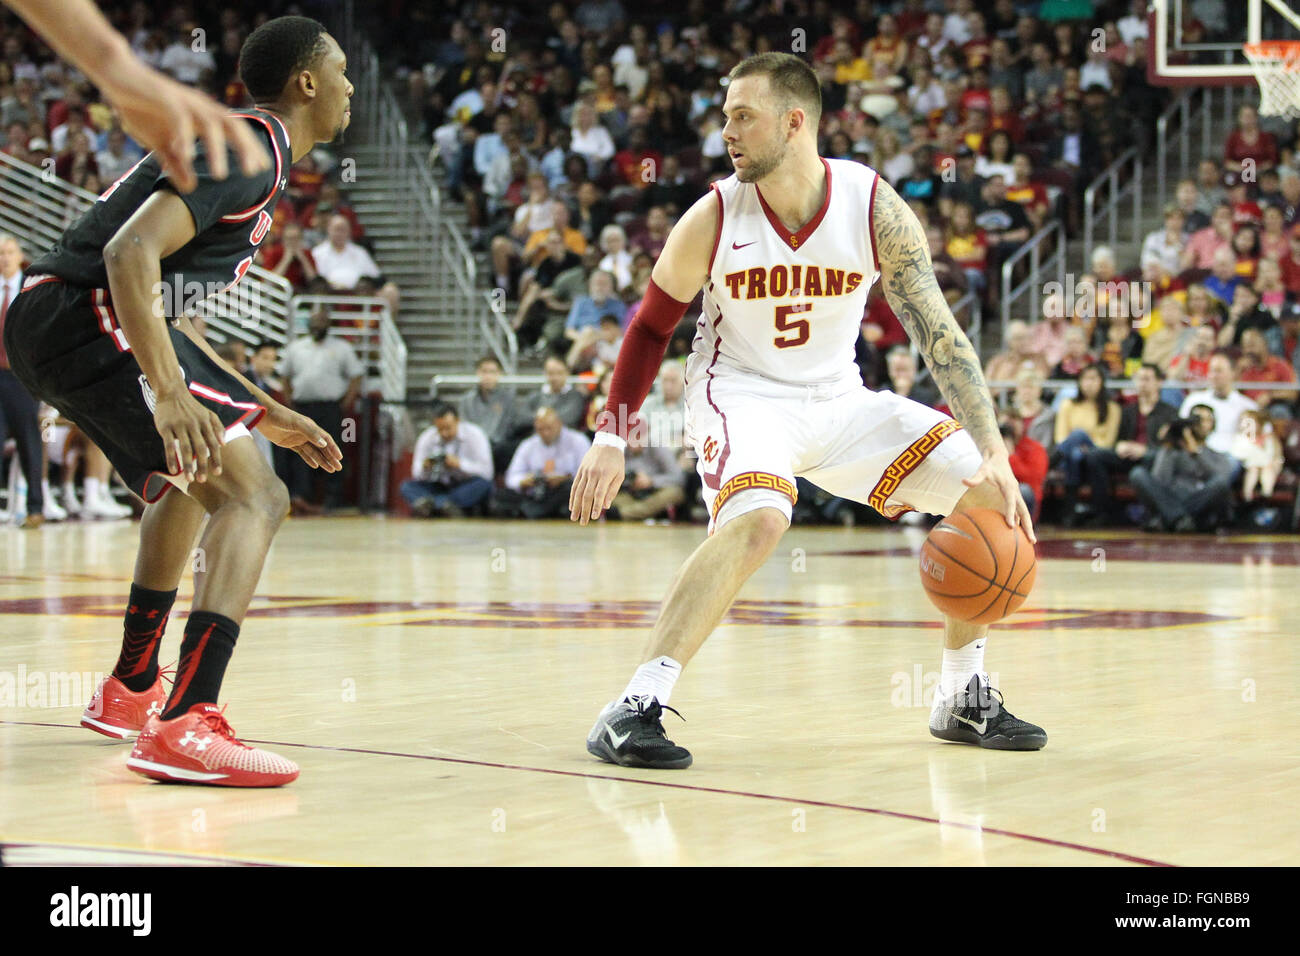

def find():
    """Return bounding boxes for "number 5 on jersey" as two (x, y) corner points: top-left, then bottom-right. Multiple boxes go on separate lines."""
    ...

(774, 302), (812, 348)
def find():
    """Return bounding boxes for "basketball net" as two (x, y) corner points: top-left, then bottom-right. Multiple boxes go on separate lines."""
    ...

(1244, 41), (1300, 118)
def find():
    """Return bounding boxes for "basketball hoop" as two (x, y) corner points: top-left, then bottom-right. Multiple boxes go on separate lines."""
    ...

(1244, 41), (1300, 118)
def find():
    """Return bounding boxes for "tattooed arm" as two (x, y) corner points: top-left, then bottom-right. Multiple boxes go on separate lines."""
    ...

(874, 177), (1002, 453)
(873, 177), (1035, 537)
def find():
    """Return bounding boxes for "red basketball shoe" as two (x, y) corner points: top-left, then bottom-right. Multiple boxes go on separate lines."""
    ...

(127, 704), (299, 787)
(81, 673), (167, 739)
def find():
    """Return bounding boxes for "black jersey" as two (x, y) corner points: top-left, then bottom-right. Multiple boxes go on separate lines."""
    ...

(28, 107), (292, 316)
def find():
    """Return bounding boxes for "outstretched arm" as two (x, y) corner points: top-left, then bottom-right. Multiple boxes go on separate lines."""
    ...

(873, 177), (1034, 538)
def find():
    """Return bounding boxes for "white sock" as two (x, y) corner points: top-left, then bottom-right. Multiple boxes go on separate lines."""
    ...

(938, 639), (986, 702)
(84, 477), (102, 501)
(620, 656), (683, 707)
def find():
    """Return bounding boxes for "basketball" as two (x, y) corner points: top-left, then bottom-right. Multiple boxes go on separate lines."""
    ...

(919, 509), (1037, 625)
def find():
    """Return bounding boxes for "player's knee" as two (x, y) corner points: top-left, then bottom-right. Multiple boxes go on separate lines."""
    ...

(724, 503), (789, 557)
(249, 478), (291, 528)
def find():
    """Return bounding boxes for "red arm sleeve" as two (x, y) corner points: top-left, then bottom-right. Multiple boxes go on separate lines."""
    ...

(595, 277), (691, 439)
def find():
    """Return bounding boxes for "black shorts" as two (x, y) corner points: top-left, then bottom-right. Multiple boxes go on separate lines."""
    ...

(2, 276), (265, 502)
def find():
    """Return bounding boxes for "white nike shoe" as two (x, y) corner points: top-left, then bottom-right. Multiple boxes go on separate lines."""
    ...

(61, 484), (81, 517)
(42, 497), (68, 522)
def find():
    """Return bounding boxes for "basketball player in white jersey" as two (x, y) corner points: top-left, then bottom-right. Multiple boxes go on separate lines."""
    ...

(571, 53), (1045, 769)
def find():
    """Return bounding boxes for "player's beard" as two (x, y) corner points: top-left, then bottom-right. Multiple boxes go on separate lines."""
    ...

(734, 137), (786, 183)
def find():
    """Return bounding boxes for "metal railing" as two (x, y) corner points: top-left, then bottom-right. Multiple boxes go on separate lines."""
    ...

(1154, 85), (1257, 216)
(289, 295), (408, 401)
(430, 373), (554, 397)
(1082, 147), (1144, 270)
(340, 22), (518, 378)
(0, 150), (292, 345)
(1000, 220), (1066, 328)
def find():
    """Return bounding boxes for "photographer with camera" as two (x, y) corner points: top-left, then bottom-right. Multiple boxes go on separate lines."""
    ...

(400, 402), (494, 517)
(1128, 417), (1236, 533)
(499, 406), (591, 519)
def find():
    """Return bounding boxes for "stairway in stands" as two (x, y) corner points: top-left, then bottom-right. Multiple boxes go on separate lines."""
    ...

(345, 145), (480, 396)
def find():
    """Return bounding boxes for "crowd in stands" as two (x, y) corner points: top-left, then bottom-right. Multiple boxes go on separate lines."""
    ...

(977, 90), (1300, 532)
(390, 0), (1166, 381)
(384, 0), (1182, 526)
(0, 3), (401, 309)
(0, 2), (404, 523)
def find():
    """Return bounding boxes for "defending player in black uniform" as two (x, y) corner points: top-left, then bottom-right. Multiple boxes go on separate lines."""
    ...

(1, 16), (351, 787)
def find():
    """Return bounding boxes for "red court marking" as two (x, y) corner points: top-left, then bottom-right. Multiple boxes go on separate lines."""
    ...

(1, 719), (1173, 867)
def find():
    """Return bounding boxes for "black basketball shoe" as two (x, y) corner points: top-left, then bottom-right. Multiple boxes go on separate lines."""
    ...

(586, 695), (693, 769)
(929, 673), (1047, 751)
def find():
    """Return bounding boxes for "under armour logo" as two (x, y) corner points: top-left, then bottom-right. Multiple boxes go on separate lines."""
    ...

(147, 701), (162, 716)
(180, 731), (198, 747)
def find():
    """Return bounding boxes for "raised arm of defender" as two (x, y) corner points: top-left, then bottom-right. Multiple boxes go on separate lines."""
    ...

(872, 178), (1033, 537)
(568, 190), (718, 524)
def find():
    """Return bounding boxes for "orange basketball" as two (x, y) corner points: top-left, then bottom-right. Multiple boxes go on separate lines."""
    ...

(919, 508), (1037, 625)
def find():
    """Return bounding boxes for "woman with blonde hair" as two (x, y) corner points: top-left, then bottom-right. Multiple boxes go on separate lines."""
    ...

(597, 223), (634, 294)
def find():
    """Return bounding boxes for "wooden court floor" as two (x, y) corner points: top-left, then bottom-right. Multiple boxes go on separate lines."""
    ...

(2, 516), (1298, 866)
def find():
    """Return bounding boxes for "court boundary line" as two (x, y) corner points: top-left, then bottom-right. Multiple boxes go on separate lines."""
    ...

(1, 719), (1173, 867)
(0, 840), (283, 867)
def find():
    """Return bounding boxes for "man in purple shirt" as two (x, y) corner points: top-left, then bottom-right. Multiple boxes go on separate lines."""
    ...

(500, 406), (592, 518)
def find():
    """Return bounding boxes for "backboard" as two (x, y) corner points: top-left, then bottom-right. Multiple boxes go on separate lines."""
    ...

(1149, 0), (1300, 86)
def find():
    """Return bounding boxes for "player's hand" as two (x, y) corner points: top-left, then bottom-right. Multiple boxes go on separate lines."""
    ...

(257, 402), (344, 472)
(962, 449), (1037, 543)
(153, 390), (224, 483)
(102, 57), (270, 192)
(570, 444), (625, 525)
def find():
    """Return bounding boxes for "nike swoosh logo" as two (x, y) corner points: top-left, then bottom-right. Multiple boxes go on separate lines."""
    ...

(731, 240), (756, 250)
(605, 722), (632, 748)
(951, 713), (988, 734)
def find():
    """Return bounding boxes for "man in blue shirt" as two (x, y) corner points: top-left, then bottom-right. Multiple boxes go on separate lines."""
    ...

(498, 406), (591, 518)
(565, 269), (626, 358)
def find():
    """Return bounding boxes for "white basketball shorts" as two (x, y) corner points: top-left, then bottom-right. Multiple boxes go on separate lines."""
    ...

(684, 371), (982, 533)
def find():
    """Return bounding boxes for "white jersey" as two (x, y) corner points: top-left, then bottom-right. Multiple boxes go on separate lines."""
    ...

(688, 157), (881, 391)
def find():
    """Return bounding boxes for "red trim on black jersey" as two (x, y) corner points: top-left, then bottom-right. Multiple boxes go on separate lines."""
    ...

(217, 111), (287, 224)
(754, 157), (833, 252)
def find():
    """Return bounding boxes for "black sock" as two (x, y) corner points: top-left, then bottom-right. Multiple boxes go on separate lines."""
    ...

(113, 584), (177, 692)
(161, 611), (239, 720)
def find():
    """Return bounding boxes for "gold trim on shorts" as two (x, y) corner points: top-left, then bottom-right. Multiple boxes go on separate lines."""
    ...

(867, 419), (963, 514)
(711, 471), (798, 519)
